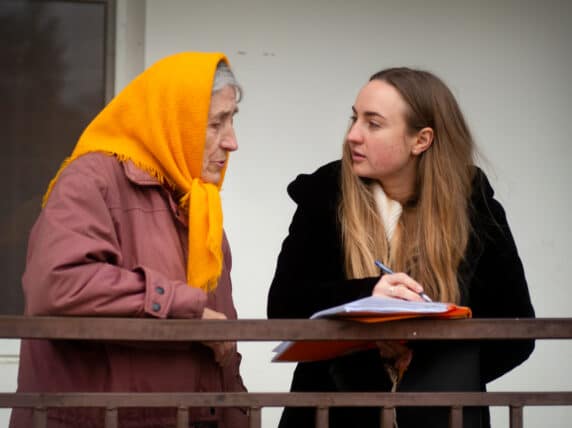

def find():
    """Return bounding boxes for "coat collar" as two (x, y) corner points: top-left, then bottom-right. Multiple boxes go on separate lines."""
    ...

(122, 160), (161, 187)
(121, 160), (188, 225)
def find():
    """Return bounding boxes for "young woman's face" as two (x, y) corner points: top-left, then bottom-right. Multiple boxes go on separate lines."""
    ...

(201, 85), (239, 185)
(347, 80), (418, 188)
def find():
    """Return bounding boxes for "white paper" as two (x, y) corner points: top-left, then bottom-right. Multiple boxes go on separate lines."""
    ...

(309, 296), (450, 319)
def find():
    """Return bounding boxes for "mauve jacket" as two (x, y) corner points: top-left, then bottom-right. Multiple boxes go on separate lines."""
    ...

(10, 153), (248, 428)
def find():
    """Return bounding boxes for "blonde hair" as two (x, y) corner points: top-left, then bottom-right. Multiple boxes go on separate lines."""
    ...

(340, 68), (475, 303)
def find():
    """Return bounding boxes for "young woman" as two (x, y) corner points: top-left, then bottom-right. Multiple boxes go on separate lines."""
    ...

(267, 67), (535, 428)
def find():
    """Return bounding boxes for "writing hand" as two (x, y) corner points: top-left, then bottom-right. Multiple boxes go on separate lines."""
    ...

(372, 272), (427, 302)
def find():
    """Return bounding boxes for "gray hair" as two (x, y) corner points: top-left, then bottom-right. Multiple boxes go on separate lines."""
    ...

(212, 61), (242, 101)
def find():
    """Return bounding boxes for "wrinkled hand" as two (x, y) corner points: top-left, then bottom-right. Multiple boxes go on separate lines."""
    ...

(372, 272), (426, 302)
(201, 308), (235, 367)
(376, 340), (413, 380)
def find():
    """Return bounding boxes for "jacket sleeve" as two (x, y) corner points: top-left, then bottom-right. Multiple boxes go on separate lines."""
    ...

(468, 189), (535, 383)
(267, 164), (377, 319)
(22, 162), (207, 320)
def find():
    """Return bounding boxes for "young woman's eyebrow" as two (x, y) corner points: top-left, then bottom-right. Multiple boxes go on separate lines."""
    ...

(364, 111), (385, 120)
(351, 106), (385, 119)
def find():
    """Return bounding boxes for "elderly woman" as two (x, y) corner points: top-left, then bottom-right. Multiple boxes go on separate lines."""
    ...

(11, 52), (247, 428)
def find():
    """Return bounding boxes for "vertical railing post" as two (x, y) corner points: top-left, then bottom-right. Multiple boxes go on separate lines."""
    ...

(381, 407), (395, 428)
(315, 406), (329, 428)
(177, 406), (189, 428)
(449, 406), (463, 428)
(105, 407), (118, 428)
(510, 405), (523, 428)
(32, 407), (47, 428)
(249, 407), (261, 428)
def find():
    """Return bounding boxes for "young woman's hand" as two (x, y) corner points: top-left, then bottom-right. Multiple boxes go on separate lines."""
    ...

(372, 272), (426, 301)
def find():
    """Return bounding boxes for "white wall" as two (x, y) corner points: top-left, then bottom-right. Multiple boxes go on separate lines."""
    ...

(3, 1), (569, 427)
(144, 1), (572, 426)
(0, 340), (20, 426)
(143, 0), (572, 426)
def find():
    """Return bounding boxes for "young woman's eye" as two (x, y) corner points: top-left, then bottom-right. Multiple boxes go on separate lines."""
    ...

(369, 121), (381, 129)
(349, 115), (357, 123)
(209, 122), (221, 130)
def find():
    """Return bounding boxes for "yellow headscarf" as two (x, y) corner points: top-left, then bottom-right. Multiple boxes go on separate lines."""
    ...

(43, 52), (232, 292)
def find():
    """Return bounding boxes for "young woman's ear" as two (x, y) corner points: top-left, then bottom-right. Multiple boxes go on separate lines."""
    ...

(412, 127), (434, 155)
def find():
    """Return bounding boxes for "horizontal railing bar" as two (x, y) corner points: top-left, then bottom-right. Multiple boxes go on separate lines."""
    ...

(1, 392), (571, 408)
(0, 317), (570, 341)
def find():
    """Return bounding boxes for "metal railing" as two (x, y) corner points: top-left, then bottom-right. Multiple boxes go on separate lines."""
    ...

(0, 316), (571, 428)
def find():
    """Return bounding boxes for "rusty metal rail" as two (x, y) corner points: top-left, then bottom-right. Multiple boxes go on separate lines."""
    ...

(0, 317), (571, 428)
(0, 317), (571, 341)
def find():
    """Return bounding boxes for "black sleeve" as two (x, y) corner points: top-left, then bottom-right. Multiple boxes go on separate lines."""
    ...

(468, 189), (535, 383)
(267, 164), (377, 319)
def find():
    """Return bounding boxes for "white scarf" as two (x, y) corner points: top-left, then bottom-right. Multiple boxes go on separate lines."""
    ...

(372, 182), (403, 242)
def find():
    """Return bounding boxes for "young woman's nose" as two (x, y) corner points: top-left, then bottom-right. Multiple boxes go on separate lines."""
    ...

(347, 122), (363, 143)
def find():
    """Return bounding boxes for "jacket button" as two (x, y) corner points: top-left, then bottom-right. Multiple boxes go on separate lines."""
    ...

(155, 286), (165, 295)
(152, 302), (161, 312)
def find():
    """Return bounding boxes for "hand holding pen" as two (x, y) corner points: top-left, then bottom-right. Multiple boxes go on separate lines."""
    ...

(373, 260), (433, 303)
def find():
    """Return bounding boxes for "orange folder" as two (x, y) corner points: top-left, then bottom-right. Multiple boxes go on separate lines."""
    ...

(272, 296), (471, 362)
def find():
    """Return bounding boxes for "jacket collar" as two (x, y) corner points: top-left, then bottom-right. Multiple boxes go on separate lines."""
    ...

(121, 159), (188, 226)
(122, 160), (161, 187)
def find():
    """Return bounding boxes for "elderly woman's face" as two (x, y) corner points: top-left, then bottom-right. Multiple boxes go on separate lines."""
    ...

(201, 85), (239, 184)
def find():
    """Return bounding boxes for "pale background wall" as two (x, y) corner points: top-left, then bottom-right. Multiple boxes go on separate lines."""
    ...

(1, 0), (570, 426)
(143, 0), (572, 426)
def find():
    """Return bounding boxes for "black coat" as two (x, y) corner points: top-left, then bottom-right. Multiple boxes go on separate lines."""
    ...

(267, 161), (535, 428)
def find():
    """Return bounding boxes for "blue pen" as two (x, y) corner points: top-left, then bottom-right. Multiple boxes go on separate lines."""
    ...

(374, 260), (433, 302)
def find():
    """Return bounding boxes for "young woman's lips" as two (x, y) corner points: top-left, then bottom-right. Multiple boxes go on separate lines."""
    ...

(351, 151), (366, 162)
